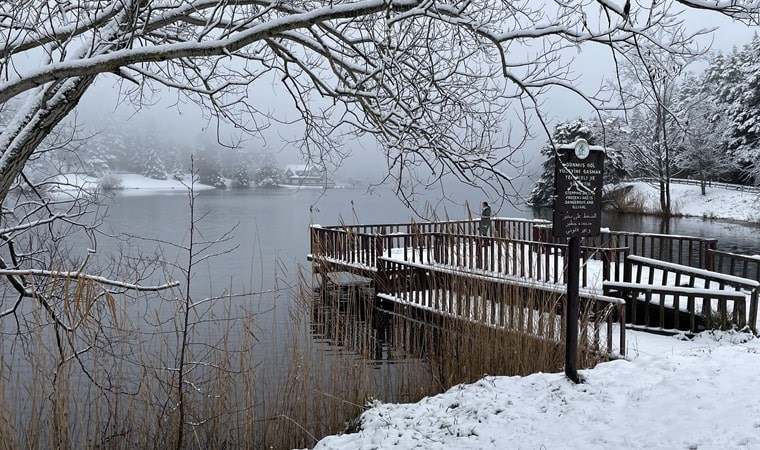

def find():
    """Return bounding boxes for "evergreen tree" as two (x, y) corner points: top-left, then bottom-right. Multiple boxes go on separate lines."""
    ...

(231, 164), (251, 188)
(141, 146), (167, 180)
(162, 139), (187, 179)
(254, 163), (282, 188)
(670, 72), (737, 192)
(703, 35), (760, 183)
(528, 118), (628, 207)
(195, 147), (226, 188)
(588, 117), (629, 186)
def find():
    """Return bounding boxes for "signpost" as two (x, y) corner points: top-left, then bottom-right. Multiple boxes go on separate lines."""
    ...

(553, 138), (604, 383)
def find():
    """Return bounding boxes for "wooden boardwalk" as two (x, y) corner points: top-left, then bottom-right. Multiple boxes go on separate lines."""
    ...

(309, 217), (760, 358)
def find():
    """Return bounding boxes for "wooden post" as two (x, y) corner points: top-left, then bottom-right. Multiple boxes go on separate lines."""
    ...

(705, 241), (717, 271)
(566, 237), (581, 383)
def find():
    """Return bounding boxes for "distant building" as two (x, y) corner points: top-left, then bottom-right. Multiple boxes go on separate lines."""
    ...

(282, 164), (335, 187)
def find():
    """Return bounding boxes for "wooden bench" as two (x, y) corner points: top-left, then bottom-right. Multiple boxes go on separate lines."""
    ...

(604, 255), (759, 334)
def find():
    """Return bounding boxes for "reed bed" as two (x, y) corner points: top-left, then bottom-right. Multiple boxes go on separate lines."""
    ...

(0, 255), (608, 450)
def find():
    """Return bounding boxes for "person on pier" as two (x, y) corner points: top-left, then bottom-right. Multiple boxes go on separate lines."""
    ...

(479, 201), (492, 236)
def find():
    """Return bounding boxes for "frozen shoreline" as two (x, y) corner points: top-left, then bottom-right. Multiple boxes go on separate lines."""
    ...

(610, 181), (760, 223)
(49, 172), (216, 195)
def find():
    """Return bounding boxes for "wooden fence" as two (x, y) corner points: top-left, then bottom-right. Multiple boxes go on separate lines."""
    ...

(310, 218), (758, 338)
(534, 225), (718, 269)
(632, 177), (760, 194)
(604, 255), (759, 333)
(310, 226), (630, 288)
(709, 249), (760, 281)
(379, 257), (626, 357)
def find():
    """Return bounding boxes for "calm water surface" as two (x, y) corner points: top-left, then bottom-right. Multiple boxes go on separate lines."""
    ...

(102, 187), (760, 308)
(97, 187), (760, 346)
(101, 186), (530, 338)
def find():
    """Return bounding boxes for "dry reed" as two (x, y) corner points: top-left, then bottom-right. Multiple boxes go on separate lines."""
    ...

(0, 223), (614, 449)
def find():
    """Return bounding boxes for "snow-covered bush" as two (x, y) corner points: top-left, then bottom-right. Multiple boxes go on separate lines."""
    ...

(254, 164), (282, 188)
(98, 173), (123, 191)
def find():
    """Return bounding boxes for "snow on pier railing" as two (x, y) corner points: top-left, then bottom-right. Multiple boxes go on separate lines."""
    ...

(377, 256), (626, 357)
(617, 254), (759, 333)
(628, 255), (760, 288)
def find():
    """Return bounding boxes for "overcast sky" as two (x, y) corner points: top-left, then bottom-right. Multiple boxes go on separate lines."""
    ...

(72, 6), (759, 192)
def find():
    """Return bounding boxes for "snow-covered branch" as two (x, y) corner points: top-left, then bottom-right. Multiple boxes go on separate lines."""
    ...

(1, 0), (759, 207)
(0, 269), (179, 291)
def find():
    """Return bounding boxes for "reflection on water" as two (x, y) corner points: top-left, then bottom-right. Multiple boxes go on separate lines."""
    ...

(601, 212), (760, 254)
(532, 208), (760, 255)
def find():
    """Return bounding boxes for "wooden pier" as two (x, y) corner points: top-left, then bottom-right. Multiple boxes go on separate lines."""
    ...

(309, 217), (760, 359)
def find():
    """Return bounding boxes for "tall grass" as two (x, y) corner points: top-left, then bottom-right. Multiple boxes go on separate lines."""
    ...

(0, 232), (609, 449)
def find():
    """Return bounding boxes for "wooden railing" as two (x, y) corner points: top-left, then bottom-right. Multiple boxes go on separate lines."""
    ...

(632, 177), (760, 194)
(310, 218), (757, 341)
(310, 225), (380, 268)
(535, 225), (718, 269)
(315, 217), (549, 240)
(432, 234), (629, 288)
(380, 257), (626, 357)
(709, 249), (760, 282)
(605, 255), (759, 334)
(311, 226), (629, 288)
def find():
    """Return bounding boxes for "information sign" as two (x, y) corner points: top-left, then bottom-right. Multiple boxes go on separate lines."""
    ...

(553, 140), (604, 238)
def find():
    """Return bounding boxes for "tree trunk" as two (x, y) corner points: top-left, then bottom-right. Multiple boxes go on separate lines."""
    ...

(654, 100), (671, 217)
(0, 77), (95, 204)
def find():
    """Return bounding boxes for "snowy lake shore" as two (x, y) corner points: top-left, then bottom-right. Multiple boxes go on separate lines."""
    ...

(612, 181), (760, 223)
(47, 172), (760, 449)
(312, 329), (760, 450)
(49, 173), (216, 194)
(310, 182), (760, 450)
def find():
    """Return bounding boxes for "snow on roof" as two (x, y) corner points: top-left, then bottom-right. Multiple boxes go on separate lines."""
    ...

(285, 163), (325, 172)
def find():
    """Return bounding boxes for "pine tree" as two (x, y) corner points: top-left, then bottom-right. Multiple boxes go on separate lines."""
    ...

(254, 164), (282, 188)
(588, 117), (629, 186)
(195, 148), (226, 188)
(670, 74), (737, 192)
(141, 146), (167, 180)
(529, 117), (630, 208)
(703, 35), (760, 183)
(231, 164), (251, 188)
(528, 118), (595, 207)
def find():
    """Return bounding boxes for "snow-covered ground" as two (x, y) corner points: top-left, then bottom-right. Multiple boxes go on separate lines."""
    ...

(309, 262), (756, 450)
(312, 330), (760, 450)
(49, 172), (215, 195)
(311, 255), (760, 449)
(310, 182), (760, 450)
(619, 181), (760, 222)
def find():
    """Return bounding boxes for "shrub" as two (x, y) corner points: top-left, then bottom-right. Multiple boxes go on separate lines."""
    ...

(98, 173), (123, 191)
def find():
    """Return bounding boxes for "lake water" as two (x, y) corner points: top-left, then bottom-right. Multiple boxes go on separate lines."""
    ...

(2, 184), (758, 446)
(99, 186), (530, 339)
(97, 187), (760, 337)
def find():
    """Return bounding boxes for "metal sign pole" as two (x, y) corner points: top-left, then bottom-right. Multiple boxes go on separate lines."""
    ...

(553, 137), (604, 384)
(565, 236), (581, 383)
